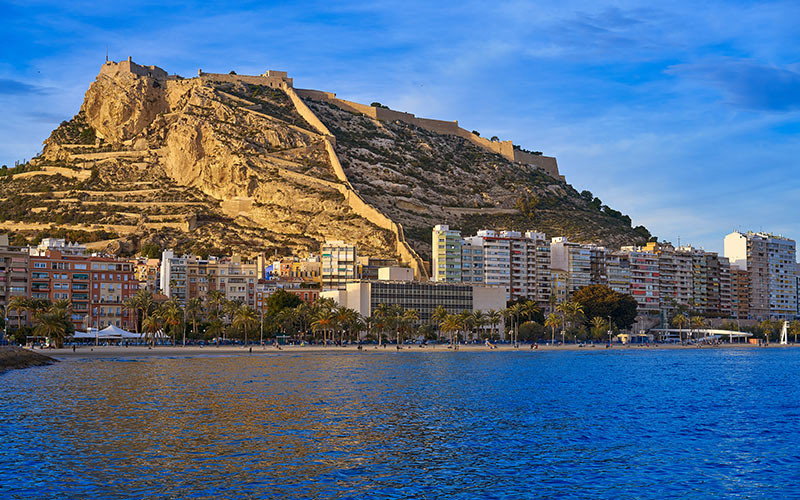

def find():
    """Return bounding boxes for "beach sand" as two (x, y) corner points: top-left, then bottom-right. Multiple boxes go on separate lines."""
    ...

(37, 341), (796, 360)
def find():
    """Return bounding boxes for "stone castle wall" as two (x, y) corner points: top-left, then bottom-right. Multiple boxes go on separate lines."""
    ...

(100, 58), (168, 80)
(295, 88), (560, 178)
(322, 137), (428, 279)
(197, 71), (292, 88)
(283, 86), (334, 139)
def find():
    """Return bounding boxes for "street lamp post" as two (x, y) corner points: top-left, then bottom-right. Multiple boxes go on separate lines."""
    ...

(1, 305), (6, 345)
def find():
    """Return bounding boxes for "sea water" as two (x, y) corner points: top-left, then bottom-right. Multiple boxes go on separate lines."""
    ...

(1, 348), (798, 499)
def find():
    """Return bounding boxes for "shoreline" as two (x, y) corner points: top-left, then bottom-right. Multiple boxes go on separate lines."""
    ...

(36, 342), (800, 360)
(0, 346), (57, 373)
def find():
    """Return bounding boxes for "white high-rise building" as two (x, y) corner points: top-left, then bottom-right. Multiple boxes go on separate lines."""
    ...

(160, 249), (188, 303)
(550, 237), (592, 295)
(724, 231), (797, 319)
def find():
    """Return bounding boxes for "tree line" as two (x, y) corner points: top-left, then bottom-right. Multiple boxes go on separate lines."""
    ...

(3, 284), (646, 348)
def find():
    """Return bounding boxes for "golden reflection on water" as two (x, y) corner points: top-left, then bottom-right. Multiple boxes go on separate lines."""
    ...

(36, 353), (459, 497)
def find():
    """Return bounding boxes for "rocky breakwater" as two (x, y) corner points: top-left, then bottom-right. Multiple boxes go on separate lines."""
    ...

(0, 346), (57, 374)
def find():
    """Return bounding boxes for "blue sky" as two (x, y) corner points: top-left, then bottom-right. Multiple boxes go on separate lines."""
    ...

(2, 0), (799, 253)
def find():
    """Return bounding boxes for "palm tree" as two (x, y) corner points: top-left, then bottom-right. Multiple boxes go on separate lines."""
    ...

(160, 299), (183, 345)
(350, 314), (367, 343)
(545, 313), (562, 345)
(311, 308), (336, 344)
(141, 314), (164, 347)
(373, 303), (392, 346)
(790, 320), (800, 344)
(690, 315), (706, 342)
(276, 308), (298, 340)
(523, 301), (541, 323)
(205, 317), (224, 344)
(33, 310), (72, 348)
(223, 299), (241, 325)
(432, 305), (448, 344)
(399, 309), (419, 344)
(7, 296), (28, 330)
(441, 314), (461, 348)
(671, 313), (689, 343)
(458, 311), (474, 345)
(51, 299), (72, 315)
(590, 316), (608, 341)
(207, 290), (226, 318)
(487, 309), (502, 342)
(232, 304), (258, 346)
(507, 303), (525, 346)
(296, 302), (313, 335)
(471, 310), (486, 341)
(124, 296), (138, 333)
(335, 307), (357, 344)
(557, 301), (584, 343)
(185, 298), (203, 344)
(135, 289), (155, 322)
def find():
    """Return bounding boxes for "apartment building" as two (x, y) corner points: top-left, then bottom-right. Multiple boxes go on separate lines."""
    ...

(462, 230), (552, 308)
(161, 251), (260, 306)
(432, 225), (462, 282)
(550, 237), (592, 296)
(461, 238), (484, 285)
(29, 238), (86, 257)
(209, 255), (259, 306)
(0, 235), (29, 327)
(133, 258), (160, 292)
(273, 256), (321, 282)
(160, 250), (187, 302)
(620, 247), (660, 315)
(29, 251), (137, 331)
(725, 231), (797, 320)
(730, 268), (750, 319)
(606, 251), (631, 296)
(321, 241), (357, 291)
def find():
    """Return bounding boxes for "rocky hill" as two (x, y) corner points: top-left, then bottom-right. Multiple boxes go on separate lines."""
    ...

(1, 59), (649, 276)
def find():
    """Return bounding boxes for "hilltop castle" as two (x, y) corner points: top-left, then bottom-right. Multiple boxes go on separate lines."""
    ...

(98, 57), (559, 178)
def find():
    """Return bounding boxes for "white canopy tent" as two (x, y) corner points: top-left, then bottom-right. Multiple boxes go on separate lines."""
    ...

(71, 326), (168, 341)
(99, 325), (140, 339)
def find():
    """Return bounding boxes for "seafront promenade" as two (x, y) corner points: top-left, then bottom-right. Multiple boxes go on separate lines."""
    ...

(38, 342), (796, 360)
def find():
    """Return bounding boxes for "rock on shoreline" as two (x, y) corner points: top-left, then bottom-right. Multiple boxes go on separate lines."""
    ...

(0, 346), (57, 373)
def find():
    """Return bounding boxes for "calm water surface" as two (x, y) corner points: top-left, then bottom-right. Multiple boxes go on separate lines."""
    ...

(1, 348), (799, 499)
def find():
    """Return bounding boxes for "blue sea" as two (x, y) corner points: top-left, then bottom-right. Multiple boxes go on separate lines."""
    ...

(1, 348), (799, 499)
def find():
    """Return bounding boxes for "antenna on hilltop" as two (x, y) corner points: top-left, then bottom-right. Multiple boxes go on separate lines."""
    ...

(105, 45), (108, 63)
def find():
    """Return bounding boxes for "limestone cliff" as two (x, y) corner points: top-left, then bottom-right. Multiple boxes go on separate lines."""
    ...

(3, 59), (649, 272)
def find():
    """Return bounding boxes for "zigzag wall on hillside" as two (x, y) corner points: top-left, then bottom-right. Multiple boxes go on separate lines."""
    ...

(294, 88), (560, 178)
(283, 86), (428, 279)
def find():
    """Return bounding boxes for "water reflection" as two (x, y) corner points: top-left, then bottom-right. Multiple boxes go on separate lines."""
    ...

(2, 349), (800, 499)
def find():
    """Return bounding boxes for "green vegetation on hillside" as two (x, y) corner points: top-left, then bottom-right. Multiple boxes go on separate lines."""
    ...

(47, 112), (96, 145)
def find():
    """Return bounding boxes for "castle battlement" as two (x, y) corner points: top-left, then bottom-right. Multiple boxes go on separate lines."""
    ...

(99, 57), (168, 80)
(295, 88), (560, 179)
(196, 69), (293, 89)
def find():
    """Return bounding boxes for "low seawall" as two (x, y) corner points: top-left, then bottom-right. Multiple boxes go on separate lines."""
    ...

(0, 346), (57, 373)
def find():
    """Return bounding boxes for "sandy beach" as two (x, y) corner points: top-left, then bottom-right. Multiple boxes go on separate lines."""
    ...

(33, 341), (796, 360)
